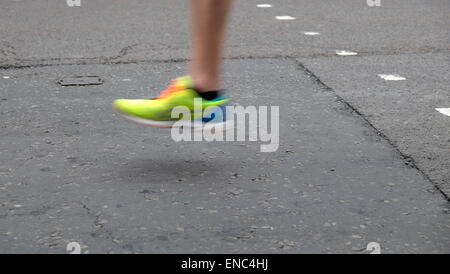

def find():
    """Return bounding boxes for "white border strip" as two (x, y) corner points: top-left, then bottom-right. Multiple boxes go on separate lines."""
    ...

(336, 50), (358, 56)
(436, 108), (450, 117)
(378, 74), (406, 81)
(257, 4), (272, 8)
(276, 16), (296, 20)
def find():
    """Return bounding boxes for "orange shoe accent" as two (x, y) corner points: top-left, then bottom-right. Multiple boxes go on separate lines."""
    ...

(156, 79), (186, 99)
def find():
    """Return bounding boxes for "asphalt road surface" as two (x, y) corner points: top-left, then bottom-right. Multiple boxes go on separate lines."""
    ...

(0, 0), (449, 253)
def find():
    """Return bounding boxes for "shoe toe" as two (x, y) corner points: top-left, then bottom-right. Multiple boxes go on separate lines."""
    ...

(113, 99), (141, 115)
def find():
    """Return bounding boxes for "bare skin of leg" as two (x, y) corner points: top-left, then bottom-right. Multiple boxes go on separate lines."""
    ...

(189, 0), (233, 92)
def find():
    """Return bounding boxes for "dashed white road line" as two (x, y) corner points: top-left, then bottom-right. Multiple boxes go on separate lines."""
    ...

(304, 32), (320, 36)
(2, 76), (10, 79)
(336, 50), (358, 56)
(435, 108), (450, 117)
(378, 74), (406, 81)
(275, 16), (296, 20)
(257, 4), (272, 8)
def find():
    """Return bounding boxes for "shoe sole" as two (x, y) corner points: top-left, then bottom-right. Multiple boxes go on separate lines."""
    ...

(114, 107), (233, 132)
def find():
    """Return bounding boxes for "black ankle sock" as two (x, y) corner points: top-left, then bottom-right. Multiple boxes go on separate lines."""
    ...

(194, 89), (221, 101)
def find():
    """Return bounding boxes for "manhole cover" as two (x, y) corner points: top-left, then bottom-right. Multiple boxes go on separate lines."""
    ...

(57, 76), (104, 86)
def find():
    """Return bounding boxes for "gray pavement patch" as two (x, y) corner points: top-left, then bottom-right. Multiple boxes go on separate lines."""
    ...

(298, 52), (450, 198)
(0, 59), (448, 253)
(0, 0), (448, 66)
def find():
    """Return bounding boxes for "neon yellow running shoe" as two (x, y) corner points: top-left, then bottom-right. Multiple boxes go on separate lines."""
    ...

(113, 76), (230, 128)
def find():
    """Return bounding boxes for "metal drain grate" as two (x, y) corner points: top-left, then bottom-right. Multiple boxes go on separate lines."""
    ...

(57, 76), (103, 86)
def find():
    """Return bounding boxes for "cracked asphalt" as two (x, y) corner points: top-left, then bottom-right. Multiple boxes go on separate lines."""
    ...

(0, 0), (449, 253)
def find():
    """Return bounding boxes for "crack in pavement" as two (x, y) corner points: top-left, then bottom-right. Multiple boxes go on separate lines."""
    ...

(81, 203), (133, 253)
(290, 57), (450, 202)
(0, 47), (449, 70)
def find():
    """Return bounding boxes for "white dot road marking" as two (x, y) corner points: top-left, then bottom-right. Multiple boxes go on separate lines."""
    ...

(275, 16), (296, 20)
(336, 50), (358, 56)
(304, 32), (320, 36)
(121, 78), (131, 81)
(257, 4), (272, 8)
(436, 108), (450, 117)
(378, 74), (406, 81)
